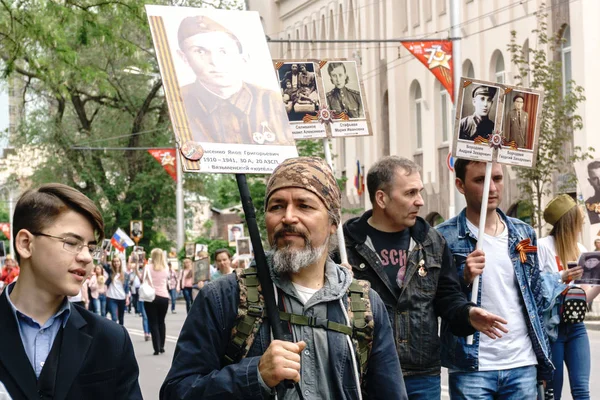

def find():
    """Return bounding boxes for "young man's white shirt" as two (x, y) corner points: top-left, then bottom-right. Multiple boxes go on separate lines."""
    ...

(466, 219), (537, 370)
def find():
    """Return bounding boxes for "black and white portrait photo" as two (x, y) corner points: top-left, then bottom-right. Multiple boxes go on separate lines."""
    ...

(575, 252), (600, 285)
(228, 224), (244, 246)
(575, 158), (600, 226)
(458, 84), (500, 142)
(277, 62), (320, 122)
(185, 242), (195, 259)
(130, 220), (143, 239)
(322, 61), (364, 119)
(236, 237), (252, 257)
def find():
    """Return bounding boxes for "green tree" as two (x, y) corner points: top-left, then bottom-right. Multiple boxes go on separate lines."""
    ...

(0, 0), (241, 250)
(508, 7), (593, 234)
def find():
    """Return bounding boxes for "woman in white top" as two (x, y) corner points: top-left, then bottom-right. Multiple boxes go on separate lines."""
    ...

(104, 256), (130, 325)
(538, 194), (590, 400)
(144, 248), (169, 355)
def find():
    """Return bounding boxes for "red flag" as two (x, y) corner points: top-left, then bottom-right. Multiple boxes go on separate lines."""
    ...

(0, 223), (9, 239)
(148, 149), (177, 181)
(402, 41), (454, 102)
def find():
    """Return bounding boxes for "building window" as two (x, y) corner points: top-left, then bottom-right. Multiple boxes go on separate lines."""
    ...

(411, 0), (421, 28)
(424, 0), (432, 21)
(494, 52), (505, 83)
(437, 0), (446, 15)
(440, 89), (449, 142)
(414, 83), (423, 149)
(561, 25), (572, 96)
(463, 59), (475, 78)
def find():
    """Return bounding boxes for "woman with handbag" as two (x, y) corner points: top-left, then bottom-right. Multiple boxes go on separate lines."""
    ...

(538, 194), (590, 399)
(143, 248), (169, 355)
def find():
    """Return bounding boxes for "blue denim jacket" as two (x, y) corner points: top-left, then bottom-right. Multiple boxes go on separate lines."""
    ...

(160, 260), (406, 400)
(436, 209), (554, 381)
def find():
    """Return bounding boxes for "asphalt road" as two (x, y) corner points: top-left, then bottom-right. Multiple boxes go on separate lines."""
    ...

(125, 301), (600, 400)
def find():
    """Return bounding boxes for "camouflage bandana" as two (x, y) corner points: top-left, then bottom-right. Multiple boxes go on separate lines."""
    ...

(265, 157), (341, 225)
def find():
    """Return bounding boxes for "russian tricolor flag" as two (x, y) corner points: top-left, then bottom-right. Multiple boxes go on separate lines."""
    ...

(111, 228), (135, 252)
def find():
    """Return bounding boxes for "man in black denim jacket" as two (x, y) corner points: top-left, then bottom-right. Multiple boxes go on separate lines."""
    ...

(342, 156), (507, 399)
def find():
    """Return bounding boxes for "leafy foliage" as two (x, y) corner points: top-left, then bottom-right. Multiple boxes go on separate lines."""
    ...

(0, 0), (241, 251)
(507, 7), (593, 233)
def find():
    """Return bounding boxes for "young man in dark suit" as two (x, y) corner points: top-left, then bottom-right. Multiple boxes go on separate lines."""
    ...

(0, 183), (142, 400)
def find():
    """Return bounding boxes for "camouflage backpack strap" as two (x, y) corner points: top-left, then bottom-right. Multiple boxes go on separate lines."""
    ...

(347, 279), (374, 381)
(223, 267), (265, 365)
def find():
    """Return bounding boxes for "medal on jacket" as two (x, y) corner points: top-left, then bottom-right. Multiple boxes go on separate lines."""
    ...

(418, 259), (427, 277)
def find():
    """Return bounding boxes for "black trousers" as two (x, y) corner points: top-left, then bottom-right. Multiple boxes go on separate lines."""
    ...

(145, 295), (169, 353)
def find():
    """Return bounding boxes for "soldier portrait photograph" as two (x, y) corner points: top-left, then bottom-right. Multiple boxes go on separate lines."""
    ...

(277, 62), (321, 122)
(503, 91), (539, 150)
(323, 61), (365, 119)
(458, 84), (499, 141)
(150, 9), (294, 147)
(130, 220), (143, 239)
(575, 159), (600, 227)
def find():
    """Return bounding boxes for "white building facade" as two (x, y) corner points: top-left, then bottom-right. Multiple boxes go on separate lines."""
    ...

(248, 0), (600, 248)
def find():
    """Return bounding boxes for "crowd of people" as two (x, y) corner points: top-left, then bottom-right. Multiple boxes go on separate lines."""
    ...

(1, 156), (599, 400)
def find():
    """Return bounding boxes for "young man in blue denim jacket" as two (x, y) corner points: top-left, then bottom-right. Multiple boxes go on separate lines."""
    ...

(161, 157), (407, 400)
(436, 159), (554, 398)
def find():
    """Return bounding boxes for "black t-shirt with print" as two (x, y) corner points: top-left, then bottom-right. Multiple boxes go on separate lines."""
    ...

(366, 224), (410, 297)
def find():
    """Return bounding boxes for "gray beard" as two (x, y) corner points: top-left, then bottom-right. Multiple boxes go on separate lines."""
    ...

(271, 242), (327, 275)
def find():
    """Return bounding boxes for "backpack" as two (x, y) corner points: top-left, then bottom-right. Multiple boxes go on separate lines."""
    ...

(223, 267), (374, 383)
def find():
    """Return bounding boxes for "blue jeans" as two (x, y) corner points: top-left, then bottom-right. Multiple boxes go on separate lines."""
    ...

(91, 298), (100, 315)
(107, 297), (126, 325)
(551, 322), (590, 400)
(99, 293), (107, 317)
(449, 365), (537, 399)
(404, 374), (440, 399)
(139, 300), (150, 334)
(169, 288), (177, 312)
(182, 287), (193, 313)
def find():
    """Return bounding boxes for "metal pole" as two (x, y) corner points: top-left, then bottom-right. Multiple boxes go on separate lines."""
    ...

(8, 190), (14, 257)
(176, 145), (185, 252)
(322, 138), (348, 264)
(450, 0), (466, 218)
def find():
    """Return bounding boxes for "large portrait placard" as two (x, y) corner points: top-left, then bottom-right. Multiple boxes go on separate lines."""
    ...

(575, 158), (600, 227)
(452, 78), (543, 168)
(146, 5), (298, 174)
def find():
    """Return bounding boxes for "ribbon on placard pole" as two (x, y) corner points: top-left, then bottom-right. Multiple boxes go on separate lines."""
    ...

(148, 148), (177, 181)
(402, 40), (454, 102)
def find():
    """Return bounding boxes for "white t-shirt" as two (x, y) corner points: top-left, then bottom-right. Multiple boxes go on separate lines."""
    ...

(466, 219), (538, 371)
(106, 275), (126, 300)
(537, 236), (587, 274)
(291, 282), (319, 304)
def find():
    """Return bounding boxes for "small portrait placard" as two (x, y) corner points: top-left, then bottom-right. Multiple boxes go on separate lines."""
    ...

(228, 223), (244, 246)
(452, 78), (543, 168)
(574, 252), (600, 286)
(236, 237), (252, 257)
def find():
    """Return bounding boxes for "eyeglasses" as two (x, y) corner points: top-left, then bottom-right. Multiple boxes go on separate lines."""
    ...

(31, 232), (102, 258)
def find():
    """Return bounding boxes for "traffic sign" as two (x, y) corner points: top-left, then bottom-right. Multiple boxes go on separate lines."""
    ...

(446, 152), (455, 172)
